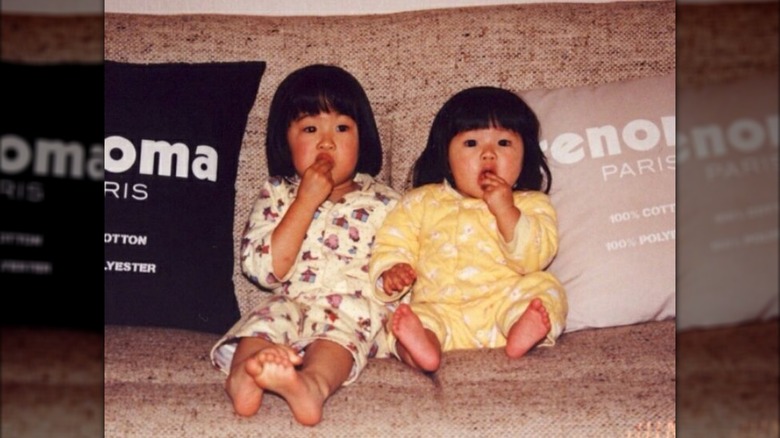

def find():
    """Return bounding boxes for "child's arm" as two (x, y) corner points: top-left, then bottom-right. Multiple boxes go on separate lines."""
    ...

(241, 158), (335, 287)
(369, 189), (426, 302)
(270, 157), (334, 278)
(500, 192), (559, 273)
(480, 171), (558, 272)
(479, 171), (521, 242)
(241, 180), (290, 288)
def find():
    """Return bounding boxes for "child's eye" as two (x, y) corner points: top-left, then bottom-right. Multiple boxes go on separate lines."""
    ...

(303, 126), (316, 133)
(464, 139), (478, 147)
(336, 124), (351, 132)
(498, 139), (511, 147)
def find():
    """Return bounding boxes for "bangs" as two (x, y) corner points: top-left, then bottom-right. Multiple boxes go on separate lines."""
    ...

(451, 111), (521, 136)
(447, 92), (526, 137)
(288, 89), (359, 122)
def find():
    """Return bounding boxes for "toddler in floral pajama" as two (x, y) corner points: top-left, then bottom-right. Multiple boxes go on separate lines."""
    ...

(210, 64), (399, 426)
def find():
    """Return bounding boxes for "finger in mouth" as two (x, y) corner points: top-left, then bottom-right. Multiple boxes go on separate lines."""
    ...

(316, 153), (334, 163)
(480, 170), (494, 180)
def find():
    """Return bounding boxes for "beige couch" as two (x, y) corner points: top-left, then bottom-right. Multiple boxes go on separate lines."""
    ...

(98, 3), (676, 436)
(6, 2), (772, 437)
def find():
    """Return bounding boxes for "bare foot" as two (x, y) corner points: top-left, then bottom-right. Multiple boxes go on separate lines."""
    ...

(225, 367), (264, 416)
(249, 345), (326, 426)
(392, 304), (441, 371)
(505, 298), (551, 359)
(225, 347), (284, 417)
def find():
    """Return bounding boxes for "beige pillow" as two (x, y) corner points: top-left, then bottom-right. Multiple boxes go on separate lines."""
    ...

(676, 74), (778, 331)
(521, 74), (676, 332)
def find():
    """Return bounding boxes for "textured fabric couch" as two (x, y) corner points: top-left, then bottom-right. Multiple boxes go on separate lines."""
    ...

(99, 3), (678, 436)
(3, 2), (776, 437)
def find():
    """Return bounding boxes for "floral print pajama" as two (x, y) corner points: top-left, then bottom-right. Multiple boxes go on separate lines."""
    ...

(211, 173), (399, 384)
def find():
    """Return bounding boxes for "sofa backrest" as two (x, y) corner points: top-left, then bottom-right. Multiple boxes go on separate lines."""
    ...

(104, 1), (676, 316)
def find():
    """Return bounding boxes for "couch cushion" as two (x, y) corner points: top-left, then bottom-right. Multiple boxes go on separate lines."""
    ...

(104, 61), (264, 334)
(104, 321), (674, 436)
(521, 74), (676, 332)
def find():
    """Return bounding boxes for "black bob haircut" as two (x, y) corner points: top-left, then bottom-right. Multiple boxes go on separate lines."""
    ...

(412, 86), (552, 194)
(265, 64), (383, 178)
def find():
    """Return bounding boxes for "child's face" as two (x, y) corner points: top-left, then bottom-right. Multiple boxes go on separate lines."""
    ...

(448, 127), (524, 198)
(287, 111), (359, 185)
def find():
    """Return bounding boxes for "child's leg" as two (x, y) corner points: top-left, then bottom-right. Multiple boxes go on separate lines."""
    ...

(499, 273), (567, 359)
(505, 297), (551, 359)
(392, 303), (442, 372)
(225, 337), (302, 417)
(254, 339), (353, 426)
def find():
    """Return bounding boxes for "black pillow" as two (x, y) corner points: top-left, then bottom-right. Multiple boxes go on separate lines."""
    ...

(104, 61), (265, 333)
(1, 62), (103, 331)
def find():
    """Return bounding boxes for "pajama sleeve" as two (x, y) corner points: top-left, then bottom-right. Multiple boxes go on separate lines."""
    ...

(498, 191), (560, 274)
(369, 187), (427, 302)
(240, 178), (295, 289)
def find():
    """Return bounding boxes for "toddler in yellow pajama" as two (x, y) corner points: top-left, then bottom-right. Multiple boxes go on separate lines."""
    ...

(369, 86), (567, 372)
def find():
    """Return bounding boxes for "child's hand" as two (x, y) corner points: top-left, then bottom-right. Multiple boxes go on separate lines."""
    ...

(479, 171), (515, 217)
(381, 263), (416, 295)
(297, 154), (335, 208)
(480, 171), (522, 241)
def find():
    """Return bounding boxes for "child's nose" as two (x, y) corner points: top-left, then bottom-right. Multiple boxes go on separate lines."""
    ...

(481, 146), (496, 160)
(317, 135), (335, 150)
